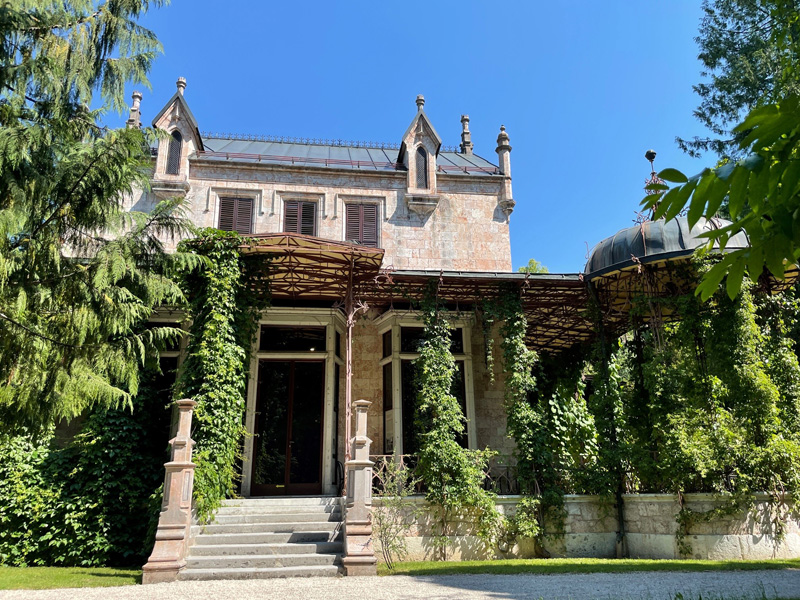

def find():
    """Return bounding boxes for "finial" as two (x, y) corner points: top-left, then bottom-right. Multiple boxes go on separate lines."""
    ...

(644, 149), (666, 219)
(126, 90), (143, 129)
(496, 124), (511, 151)
(416, 95), (425, 111)
(176, 77), (187, 96)
(460, 114), (474, 155)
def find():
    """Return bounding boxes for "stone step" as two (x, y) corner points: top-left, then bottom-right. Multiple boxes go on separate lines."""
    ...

(211, 512), (342, 525)
(194, 521), (341, 536)
(188, 542), (343, 557)
(186, 553), (342, 570)
(193, 530), (343, 546)
(214, 505), (342, 517)
(178, 565), (341, 580)
(222, 497), (341, 508)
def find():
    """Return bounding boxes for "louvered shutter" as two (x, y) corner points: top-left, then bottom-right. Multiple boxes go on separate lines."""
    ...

(345, 204), (379, 247)
(284, 201), (316, 236)
(415, 147), (428, 189)
(166, 131), (182, 175)
(218, 197), (236, 231)
(284, 201), (300, 233)
(235, 197), (253, 234)
(300, 202), (316, 236)
(361, 204), (378, 247)
(345, 204), (360, 243)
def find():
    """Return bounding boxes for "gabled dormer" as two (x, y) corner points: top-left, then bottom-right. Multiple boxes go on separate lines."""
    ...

(150, 77), (203, 198)
(398, 95), (442, 215)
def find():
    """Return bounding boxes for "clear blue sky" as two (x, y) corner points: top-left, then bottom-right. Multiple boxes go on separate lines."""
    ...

(117, 0), (713, 274)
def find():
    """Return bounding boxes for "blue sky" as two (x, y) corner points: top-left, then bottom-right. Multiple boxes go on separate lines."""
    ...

(118, 0), (714, 273)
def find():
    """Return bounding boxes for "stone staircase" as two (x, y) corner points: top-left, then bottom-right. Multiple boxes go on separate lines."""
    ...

(178, 497), (344, 580)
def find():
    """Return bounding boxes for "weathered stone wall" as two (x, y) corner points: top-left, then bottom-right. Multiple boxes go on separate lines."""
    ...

(470, 321), (514, 458)
(372, 494), (800, 562)
(127, 161), (513, 272)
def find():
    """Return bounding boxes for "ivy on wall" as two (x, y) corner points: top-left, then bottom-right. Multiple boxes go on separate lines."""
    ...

(414, 283), (499, 559)
(175, 229), (269, 521)
(483, 289), (600, 550)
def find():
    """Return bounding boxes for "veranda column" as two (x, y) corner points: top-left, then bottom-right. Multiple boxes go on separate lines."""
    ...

(342, 399), (377, 575)
(142, 399), (197, 584)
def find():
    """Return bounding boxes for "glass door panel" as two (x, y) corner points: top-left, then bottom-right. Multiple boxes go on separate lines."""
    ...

(251, 360), (324, 496)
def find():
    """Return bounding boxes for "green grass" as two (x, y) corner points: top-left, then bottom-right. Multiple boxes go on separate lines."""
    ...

(379, 557), (800, 576)
(0, 567), (141, 590)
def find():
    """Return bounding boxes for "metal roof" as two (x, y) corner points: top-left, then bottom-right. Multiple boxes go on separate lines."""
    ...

(194, 137), (500, 176)
(584, 217), (749, 279)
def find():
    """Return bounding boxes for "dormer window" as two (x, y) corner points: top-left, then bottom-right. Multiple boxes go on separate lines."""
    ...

(166, 131), (182, 175)
(415, 146), (428, 189)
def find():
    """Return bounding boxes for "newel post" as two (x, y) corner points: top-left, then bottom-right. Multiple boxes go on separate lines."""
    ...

(142, 399), (197, 584)
(342, 399), (377, 576)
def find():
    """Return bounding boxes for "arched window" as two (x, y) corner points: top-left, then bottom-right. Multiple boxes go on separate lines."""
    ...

(415, 146), (428, 189)
(166, 130), (182, 175)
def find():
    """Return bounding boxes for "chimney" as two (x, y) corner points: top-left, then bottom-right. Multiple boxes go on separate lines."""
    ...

(459, 114), (474, 155)
(126, 91), (142, 129)
(176, 77), (186, 96)
(496, 125), (515, 217)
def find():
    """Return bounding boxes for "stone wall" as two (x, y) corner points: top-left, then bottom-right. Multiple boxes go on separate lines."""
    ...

(127, 162), (513, 272)
(372, 494), (800, 562)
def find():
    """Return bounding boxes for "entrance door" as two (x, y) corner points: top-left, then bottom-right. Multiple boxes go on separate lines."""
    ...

(251, 360), (325, 496)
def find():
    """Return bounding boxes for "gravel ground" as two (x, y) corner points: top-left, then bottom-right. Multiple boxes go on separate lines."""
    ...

(2, 570), (799, 600)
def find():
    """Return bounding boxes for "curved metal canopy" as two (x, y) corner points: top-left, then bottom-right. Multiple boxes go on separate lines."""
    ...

(584, 217), (749, 280)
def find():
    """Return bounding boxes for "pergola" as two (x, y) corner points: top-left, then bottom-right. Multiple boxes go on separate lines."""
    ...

(238, 234), (597, 475)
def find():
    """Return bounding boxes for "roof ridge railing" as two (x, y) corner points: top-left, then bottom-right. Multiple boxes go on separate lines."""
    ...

(200, 131), (460, 153)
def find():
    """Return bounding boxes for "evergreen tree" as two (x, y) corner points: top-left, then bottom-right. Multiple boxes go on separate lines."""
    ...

(678, 0), (800, 159)
(0, 1), (195, 429)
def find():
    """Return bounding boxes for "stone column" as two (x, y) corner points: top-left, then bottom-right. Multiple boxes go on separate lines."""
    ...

(342, 399), (378, 576)
(142, 399), (197, 584)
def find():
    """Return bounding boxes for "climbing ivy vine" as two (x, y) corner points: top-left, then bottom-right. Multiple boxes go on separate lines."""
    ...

(175, 229), (270, 521)
(414, 283), (500, 559)
(482, 289), (599, 551)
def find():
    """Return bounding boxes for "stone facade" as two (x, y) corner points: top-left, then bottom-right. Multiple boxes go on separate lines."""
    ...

(128, 79), (514, 272)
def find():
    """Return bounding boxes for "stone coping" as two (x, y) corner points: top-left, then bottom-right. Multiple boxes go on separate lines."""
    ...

(373, 492), (791, 505)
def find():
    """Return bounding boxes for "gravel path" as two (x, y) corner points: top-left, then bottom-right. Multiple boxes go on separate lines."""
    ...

(2, 570), (799, 600)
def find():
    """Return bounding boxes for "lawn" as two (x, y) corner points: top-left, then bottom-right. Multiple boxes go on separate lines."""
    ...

(0, 567), (141, 590)
(378, 557), (800, 576)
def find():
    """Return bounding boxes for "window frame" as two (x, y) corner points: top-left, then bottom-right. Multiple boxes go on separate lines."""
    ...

(282, 199), (318, 237)
(166, 130), (183, 175)
(217, 196), (254, 235)
(415, 146), (428, 189)
(344, 202), (380, 247)
(377, 312), (476, 455)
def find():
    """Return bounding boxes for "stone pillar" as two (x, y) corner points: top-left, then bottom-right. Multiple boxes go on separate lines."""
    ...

(142, 399), (197, 584)
(496, 125), (515, 217)
(342, 399), (377, 576)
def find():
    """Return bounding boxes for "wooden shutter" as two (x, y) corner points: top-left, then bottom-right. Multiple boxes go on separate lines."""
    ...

(345, 204), (360, 243)
(300, 202), (316, 236)
(361, 204), (378, 247)
(235, 197), (253, 234)
(218, 197), (252, 234)
(284, 200), (316, 236)
(345, 204), (379, 247)
(284, 201), (299, 233)
(218, 197), (236, 231)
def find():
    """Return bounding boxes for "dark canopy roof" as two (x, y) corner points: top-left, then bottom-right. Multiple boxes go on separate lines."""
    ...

(584, 217), (749, 280)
